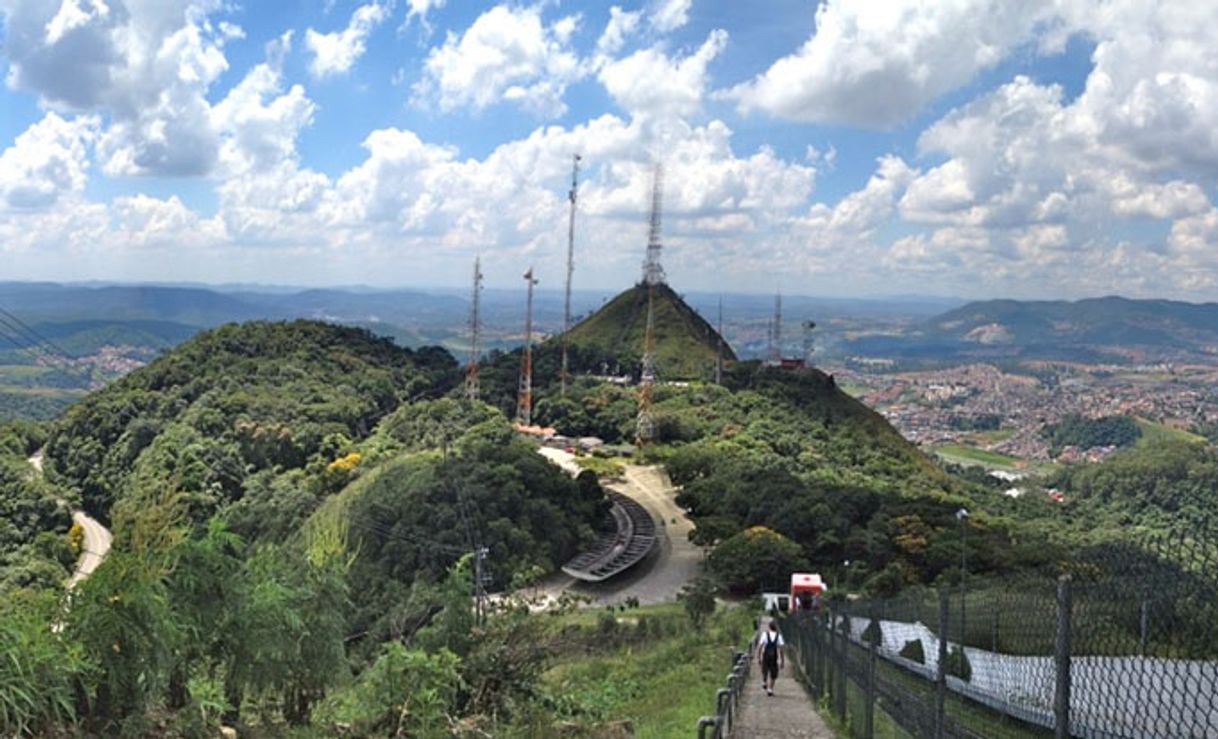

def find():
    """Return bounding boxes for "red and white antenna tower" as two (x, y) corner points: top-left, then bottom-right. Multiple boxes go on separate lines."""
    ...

(561, 154), (581, 397)
(637, 164), (664, 444)
(516, 267), (539, 426)
(465, 256), (483, 400)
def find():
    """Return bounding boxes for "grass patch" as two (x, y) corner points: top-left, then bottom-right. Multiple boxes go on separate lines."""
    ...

(518, 604), (753, 737)
(964, 429), (1014, 444)
(1133, 418), (1205, 447)
(932, 444), (1023, 469)
(573, 454), (626, 477)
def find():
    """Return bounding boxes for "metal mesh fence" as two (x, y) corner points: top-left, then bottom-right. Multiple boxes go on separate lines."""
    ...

(780, 516), (1218, 738)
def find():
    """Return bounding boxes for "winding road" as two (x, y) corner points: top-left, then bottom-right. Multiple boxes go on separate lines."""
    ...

(534, 448), (703, 606)
(28, 450), (112, 588)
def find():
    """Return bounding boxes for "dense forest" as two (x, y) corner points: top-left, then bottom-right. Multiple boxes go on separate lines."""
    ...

(2, 321), (616, 736)
(1040, 413), (1142, 453)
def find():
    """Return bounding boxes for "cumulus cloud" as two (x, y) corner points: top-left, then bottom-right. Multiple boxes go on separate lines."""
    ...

(595, 6), (641, 60)
(599, 29), (727, 119)
(305, 1), (391, 78)
(650, 0), (691, 33)
(0, 112), (96, 209)
(728, 0), (1056, 127)
(2, 0), (235, 176)
(415, 5), (582, 117)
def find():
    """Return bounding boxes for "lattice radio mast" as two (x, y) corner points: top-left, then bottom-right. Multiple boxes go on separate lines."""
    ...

(641, 164), (666, 286)
(636, 164), (664, 444)
(561, 154), (581, 397)
(516, 268), (539, 426)
(636, 284), (657, 444)
(465, 256), (483, 401)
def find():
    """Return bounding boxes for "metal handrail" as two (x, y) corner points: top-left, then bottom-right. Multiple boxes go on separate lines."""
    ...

(695, 642), (754, 737)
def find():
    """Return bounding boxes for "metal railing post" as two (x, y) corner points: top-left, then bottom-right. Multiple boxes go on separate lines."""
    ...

(865, 606), (877, 739)
(1055, 575), (1073, 739)
(936, 588), (949, 739)
(837, 605), (849, 723)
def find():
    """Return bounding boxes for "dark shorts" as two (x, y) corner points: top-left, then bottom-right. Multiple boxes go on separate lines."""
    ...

(762, 654), (779, 681)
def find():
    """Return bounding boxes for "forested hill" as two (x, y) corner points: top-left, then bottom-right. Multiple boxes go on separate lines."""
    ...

(923, 296), (1218, 355)
(44, 321), (457, 523)
(562, 282), (734, 379)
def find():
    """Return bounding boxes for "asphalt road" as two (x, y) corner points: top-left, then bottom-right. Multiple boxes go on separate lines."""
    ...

(28, 450), (112, 588)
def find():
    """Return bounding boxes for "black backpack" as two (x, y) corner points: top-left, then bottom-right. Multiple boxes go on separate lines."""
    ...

(762, 631), (779, 660)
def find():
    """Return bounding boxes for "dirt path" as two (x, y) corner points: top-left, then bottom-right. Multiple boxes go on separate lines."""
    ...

(531, 450), (703, 606)
(28, 450), (112, 588)
(732, 622), (835, 738)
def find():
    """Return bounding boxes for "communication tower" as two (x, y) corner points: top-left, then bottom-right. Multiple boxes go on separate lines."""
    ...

(465, 256), (483, 400)
(768, 292), (783, 364)
(641, 164), (666, 286)
(561, 154), (581, 396)
(516, 268), (539, 426)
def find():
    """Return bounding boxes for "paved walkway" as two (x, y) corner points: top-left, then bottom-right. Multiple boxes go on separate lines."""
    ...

(731, 631), (835, 738)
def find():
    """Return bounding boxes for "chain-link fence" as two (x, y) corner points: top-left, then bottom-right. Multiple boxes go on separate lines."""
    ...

(780, 517), (1218, 738)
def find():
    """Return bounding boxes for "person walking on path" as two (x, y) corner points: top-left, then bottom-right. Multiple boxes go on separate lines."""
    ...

(758, 619), (785, 696)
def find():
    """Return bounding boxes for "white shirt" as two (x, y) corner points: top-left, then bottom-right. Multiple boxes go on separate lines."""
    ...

(759, 631), (784, 648)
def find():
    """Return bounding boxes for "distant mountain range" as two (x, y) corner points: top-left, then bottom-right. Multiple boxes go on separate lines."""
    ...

(843, 296), (1218, 363)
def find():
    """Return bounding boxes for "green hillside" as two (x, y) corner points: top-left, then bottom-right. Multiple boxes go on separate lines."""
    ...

(562, 282), (736, 380)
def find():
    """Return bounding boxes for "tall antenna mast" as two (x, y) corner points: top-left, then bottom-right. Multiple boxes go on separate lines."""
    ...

(636, 284), (657, 444)
(516, 268), (539, 426)
(465, 256), (483, 400)
(641, 163), (666, 286)
(561, 154), (581, 397)
(715, 295), (723, 384)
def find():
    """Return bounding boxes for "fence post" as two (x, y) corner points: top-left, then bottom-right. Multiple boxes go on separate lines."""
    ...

(936, 588), (949, 739)
(865, 606), (877, 739)
(1055, 575), (1073, 739)
(814, 610), (825, 699)
(992, 608), (999, 653)
(838, 605), (850, 724)
(1139, 598), (1148, 656)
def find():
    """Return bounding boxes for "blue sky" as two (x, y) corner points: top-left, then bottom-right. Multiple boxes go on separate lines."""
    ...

(1, 1), (1216, 300)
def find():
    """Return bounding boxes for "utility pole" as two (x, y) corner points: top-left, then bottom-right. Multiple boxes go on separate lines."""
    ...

(561, 154), (581, 397)
(516, 268), (539, 426)
(465, 256), (483, 401)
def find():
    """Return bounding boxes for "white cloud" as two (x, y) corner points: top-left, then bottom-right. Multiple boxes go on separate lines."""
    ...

(650, 0), (691, 33)
(403, 0), (445, 28)
(595, 6), (641, 60)
(112, 194), (225, 248)
(2, 0), (234, 176)
(415, 5), (582, 117)
(0, 112), (95, 209)
(599, 29), (727, 119)
(728, 0), (1056, 127)
(305, 1), (391, 79)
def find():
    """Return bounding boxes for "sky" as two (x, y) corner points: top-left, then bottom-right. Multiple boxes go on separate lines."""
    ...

(0, 0), (1216, 300)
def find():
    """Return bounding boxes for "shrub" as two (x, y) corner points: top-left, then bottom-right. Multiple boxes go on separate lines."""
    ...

(862, 619), (882, 646)
(709, 526), (807, 595)
(899, 638), (925, 664)
(945, 645), (972, 682)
